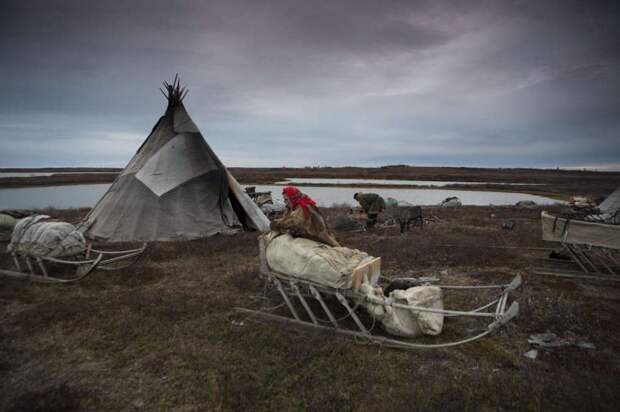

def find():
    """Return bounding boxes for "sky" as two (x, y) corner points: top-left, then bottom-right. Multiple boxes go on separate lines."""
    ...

(0, 0), (619, 169)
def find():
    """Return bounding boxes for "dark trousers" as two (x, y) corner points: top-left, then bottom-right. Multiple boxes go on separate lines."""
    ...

(366, 213), (378, 228)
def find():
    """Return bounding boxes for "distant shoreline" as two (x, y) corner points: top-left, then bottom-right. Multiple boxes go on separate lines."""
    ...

(0, 167), (122, 173)
(1, 166), (618, 199)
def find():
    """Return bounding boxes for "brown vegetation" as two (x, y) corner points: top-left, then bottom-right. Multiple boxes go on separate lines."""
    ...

(0, 173), (118, 188)
(1, 206), (619, 410)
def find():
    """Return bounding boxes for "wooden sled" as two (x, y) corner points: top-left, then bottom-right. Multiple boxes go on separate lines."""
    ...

(1, 243), (147, 284)
(537, 211), (620, 281)
(236, 238), (521, 350)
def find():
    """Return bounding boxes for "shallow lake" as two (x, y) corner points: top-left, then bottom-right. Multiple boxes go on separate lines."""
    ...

(277, 178), (544, 187)
(0, 183), (561, 210)
(253, 185), (559, 207)
(0, 184), (112, 209)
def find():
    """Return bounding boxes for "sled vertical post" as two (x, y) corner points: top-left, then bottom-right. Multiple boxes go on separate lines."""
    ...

(562, 243), (589, 273)
(273, 277), (301, 321)
(36, 258), (49, 277)
(575, 245), (600, 273)
(335, 292), (370, 336)
(592, 248), (615, 275)
(309, 285), (339, 328)
(11, 253), (22, 272)
(25, 256), (35, 275)
(290, 281), (318, 325)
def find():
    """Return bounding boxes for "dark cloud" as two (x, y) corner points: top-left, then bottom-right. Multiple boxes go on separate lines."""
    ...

(0, 0), (618, 169)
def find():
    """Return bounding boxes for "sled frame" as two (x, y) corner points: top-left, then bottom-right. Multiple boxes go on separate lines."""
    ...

(1, 243), (147, 283)
(560, 242), (619, 276)
(236, 238), (521, 350)
(536, 243), (620, 281)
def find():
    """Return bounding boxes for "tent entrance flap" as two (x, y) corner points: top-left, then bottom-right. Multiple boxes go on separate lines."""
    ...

(228, 189), (250, 229)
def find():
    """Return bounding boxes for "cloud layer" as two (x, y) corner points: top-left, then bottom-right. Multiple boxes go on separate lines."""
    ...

(1, 0), (618, 169)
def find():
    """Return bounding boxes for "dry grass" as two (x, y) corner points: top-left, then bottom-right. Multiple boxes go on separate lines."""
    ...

(1, 206), (620, 411)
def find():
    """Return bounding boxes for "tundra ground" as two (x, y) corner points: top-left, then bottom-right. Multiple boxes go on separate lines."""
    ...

(1, 206), (619, 411)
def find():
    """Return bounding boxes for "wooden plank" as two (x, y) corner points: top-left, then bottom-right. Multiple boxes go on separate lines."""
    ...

(351, 257), (381, 291)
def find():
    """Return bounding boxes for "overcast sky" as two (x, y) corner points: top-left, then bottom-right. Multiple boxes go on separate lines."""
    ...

(0, 0), (618, 169)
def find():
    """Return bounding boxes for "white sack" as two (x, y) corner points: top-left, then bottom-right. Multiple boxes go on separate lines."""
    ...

(359, 283), (444, 338)
(8, 215), (86, 258)
(264, 232), (375, 289)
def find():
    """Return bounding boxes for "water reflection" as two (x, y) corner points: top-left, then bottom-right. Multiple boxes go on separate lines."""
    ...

(0, 183), (561, 210)
(0, 184), (111, 209)
(278, 178), (544, 187)
(254, 185), (559, 207)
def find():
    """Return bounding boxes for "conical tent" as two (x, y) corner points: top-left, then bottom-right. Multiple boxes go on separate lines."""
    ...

(599, 185), (620, 215)
(82, 77), (270, 242)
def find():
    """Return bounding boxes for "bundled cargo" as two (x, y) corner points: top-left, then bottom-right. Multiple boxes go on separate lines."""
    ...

(8, 215), (86, 258)
(2, 215), (146, 284)
(236, 232), (521, 349)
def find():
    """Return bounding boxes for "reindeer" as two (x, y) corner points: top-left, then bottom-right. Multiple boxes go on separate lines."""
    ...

(388, 205), (423, 233)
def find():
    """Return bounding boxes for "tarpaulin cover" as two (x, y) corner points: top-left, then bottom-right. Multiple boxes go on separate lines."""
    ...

(264, 232), (374, 288)
(82, 99), (269, 242)
(599, 185), (620, 215)
(8, 215), (86, 257)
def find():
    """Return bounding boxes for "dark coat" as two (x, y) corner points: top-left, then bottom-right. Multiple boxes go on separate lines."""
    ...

(355, 193), (386, 214)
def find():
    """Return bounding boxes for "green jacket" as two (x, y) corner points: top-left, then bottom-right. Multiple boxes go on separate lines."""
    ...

(355, 193), (386, 214)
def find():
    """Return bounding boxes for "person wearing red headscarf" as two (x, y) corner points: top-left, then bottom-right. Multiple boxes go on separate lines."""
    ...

(270, 186), (340, 247)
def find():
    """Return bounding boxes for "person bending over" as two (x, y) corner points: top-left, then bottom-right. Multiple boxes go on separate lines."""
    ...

(353, 192), (386, 229)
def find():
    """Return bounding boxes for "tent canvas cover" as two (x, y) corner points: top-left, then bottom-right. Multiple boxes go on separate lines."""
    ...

(598, 185), (620, 216)
(82, 77), (269, 242)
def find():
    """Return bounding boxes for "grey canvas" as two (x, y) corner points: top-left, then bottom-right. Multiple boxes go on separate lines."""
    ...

(82, 78), (269, 242)
(599, 185), (620, 215)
